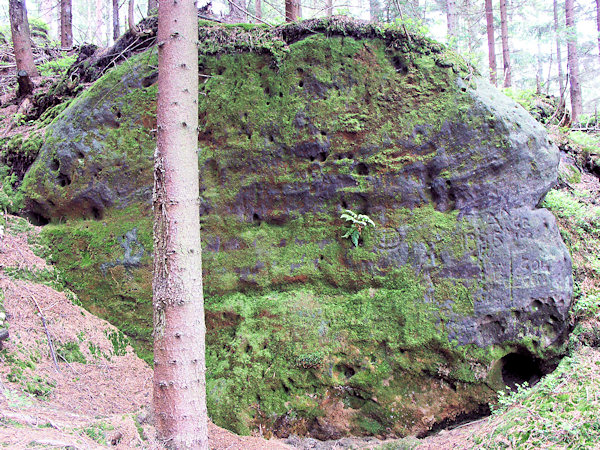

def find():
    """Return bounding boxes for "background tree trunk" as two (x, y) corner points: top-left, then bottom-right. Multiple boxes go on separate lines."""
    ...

(596, 0), (600, 63)
(446, 0), (457, 46)
(153, 0), (208, 448)
(499, 0), (511, 87)
(326, 0), (333, 17)
(60, 0), (73, 47)
(285, 0), (300, 21)
(565, 0), (582, 123)
(95, 0), (103, 45)
(9, 0), (38, 78)
(370, 0), (382, 21)
(536, 31), (542, 94)
(227, 0), (247, 22)
(255, 0), (262, 20)
(129, 0), (138, 34)
(485, 0), (497, 85)
(148, 0), (158, 15)
(554, 0), (565, 105)
(112, 0), (120, 42)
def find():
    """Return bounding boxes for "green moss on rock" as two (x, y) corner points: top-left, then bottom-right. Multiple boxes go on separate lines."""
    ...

(19, 18), (570, 439)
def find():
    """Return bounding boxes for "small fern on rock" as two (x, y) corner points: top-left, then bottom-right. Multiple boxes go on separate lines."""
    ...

(340, 209), (375, 247)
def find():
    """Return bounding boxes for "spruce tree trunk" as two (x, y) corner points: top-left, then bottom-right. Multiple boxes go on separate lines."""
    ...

(95, 0), (103, 45)
(485, 0), (497, 85)
(596, 0), (600, 63)
(9, 0), (38, 78)
(464, 0), (475, 53)
(255, 0), (262, 20)
(446, 0), (457, 46)
(326, 0), (333, 17)
(153, 0), (208, 448)
(566, 0), (583, 123)
(60, 0), (73, 48)
(285, 0), (300, 21)
(499, 0), (511, 87)
(370, 0), (382, 21)
(129, 0), (136, 34)
(554, 0), (565, 104)
(227, 0), (247, 22)
(536, 32), (542, 94)
(112, 0), (120, 42)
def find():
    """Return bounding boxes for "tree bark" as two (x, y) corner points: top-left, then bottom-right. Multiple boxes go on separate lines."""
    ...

(95, 0), (103, 45)
(227, 0), (247, 22)
(285, 0), (300, 22)
(129, 0), (138, 34)
(485, 0), (497, 86)
(325, 0), (333, 17)
(536, 31), (542, 94)
(499, 0), (511, 87)
(112, 0), (120, 42)
(566, 0), (583, 123)
(463, 0), (477, 53)
(60, 0), (73, 47)
(154, 0), (208, 448)
(17, 69), (34, 97)
(596, 0), (600, 63)
(554, 0), (564, 104)
(370, 0), (382, 21)
(446, 0), (457, 47)
(148, 0), (158, 15)
(255, 0), (262, 20)
(9, 0), (38, 78)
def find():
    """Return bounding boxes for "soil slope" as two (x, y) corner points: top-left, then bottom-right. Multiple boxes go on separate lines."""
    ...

(0, 215), (289, 449)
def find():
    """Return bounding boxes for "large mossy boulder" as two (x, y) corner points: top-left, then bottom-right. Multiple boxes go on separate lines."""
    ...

(21, 18), (571, 438)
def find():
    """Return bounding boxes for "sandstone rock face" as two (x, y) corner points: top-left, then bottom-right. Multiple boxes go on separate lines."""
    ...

(22, 20), (571, 438)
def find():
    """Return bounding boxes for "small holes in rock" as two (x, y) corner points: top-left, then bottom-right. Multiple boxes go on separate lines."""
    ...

(356, 163), (369, 175)
(50, 159), (59, 171)
(341, 200), (348, 209)
(391, 55), (409, 75)
(91, 206), (103, 220)
(343, 366), (356, 378)
(279, 92), (283, 97)
(57, 174), (71, 187)
(253, 213), (261, 225)
(298, 80), (304, 88)
(318, 152), (328, 162)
